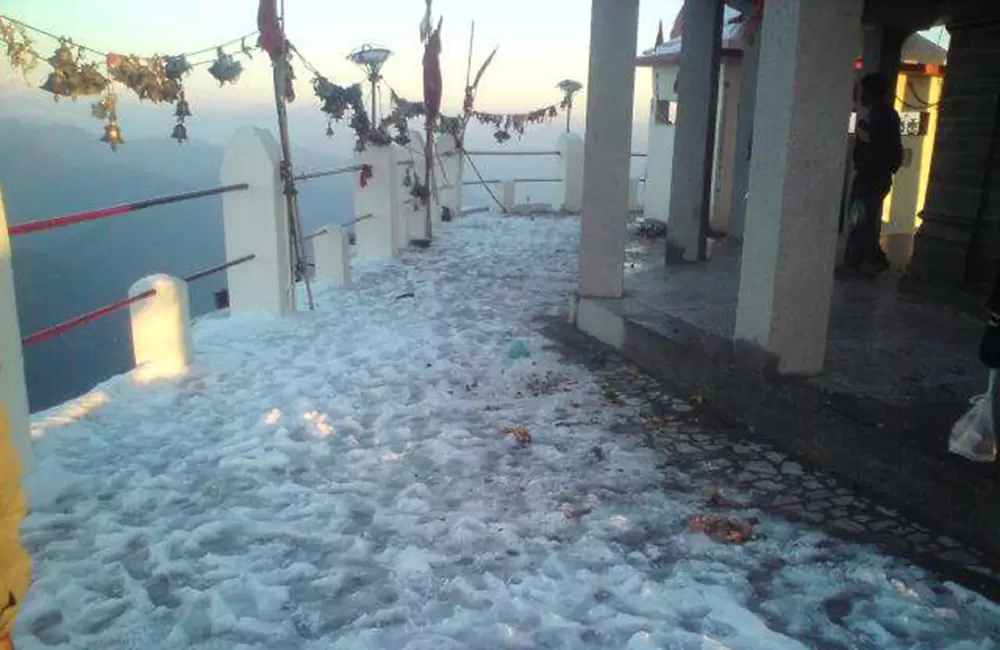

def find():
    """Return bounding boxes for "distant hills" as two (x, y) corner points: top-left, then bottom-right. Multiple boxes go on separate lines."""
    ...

(1, 118), (354, 411)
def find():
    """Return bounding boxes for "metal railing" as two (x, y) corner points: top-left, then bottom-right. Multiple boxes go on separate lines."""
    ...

(8, 183), (249, 237)
(462, 178), (561, 186)
(22, 254), (257, 346)
(293, 165), (362, 183)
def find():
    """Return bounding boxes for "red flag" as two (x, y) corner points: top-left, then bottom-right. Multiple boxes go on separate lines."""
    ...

(655, 20), (665, 47)
(423, 18), (443, 126)
(669, 6), (685, 40)
(257, 0), (283, 60)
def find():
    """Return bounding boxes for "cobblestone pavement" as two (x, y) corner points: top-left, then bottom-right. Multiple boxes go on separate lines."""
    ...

(541, 323), (1000, 602)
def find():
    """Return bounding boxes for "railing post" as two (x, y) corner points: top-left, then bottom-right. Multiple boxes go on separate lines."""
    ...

(558, 132), (585, 213)
(355, 143), (400, 258)
(435, 133), (463, 217)
(0, 186), (32, 473)
(220, 127), (292, 317)
(629, 178), (642, 212)
(314, 227), (351, 288)
(502, 181), (517, 213)
(129, 274), (192, 382)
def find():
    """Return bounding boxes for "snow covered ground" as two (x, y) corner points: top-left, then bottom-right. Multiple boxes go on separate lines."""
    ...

(18, 213), (1000, 649)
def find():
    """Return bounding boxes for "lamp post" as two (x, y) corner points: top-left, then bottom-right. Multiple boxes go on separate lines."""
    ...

(556, 79), (584, 133)
(348, 44), (392, 127)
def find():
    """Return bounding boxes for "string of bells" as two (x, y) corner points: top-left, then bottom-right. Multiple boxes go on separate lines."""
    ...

(0, 14), (254, 150)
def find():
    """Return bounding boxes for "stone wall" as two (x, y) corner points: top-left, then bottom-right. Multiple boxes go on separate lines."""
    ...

(908, 7), (1000, 292)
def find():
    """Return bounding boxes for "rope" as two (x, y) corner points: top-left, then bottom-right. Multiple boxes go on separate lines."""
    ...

(462, 148), (507, 213)
(0, 13), (257, 63)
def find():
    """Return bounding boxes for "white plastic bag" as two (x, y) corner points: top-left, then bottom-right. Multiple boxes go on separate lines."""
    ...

(949, 370), (998, 462)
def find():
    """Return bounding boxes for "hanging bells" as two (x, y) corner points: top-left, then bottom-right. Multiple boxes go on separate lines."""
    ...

(174, 95), (191, 119)
(40, 40), (107, 99)
(171, 122), (188, 143)
(493, 129), (511, 144)
(101, 122), (124, 151)
(208, 47), (243, 86)
(163, 55), (192, 81)
(90, 93), (115, 120)
(325, 121), (334, 137)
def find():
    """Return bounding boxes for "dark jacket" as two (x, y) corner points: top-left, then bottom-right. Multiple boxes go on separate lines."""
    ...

(854, 102), (903, 187)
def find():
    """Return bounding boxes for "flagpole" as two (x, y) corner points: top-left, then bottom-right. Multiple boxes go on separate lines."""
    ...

(272, 1), (314, 310)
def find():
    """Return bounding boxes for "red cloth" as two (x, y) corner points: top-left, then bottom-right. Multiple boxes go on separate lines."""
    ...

(257, 0), (283, 60)
(422, 20), (443, 127)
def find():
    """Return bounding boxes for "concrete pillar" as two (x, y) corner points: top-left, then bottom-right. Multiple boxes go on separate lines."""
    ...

(730, 21), (762, 239)
(0, 186), (32, 472)
(501, 181), (517, 212)
(129, 274), (192, 382)
(666, 0), (724, 261)
(314, 227), (351, 288)
(221, 127), (293, 318)
(628, 178), (642, 213)
(354, 144), (400, 259)
(734, 0), (863, 375)
(558, 132), (585, 213)
(579, 0), (639, 298)
(435, 133), (463, 218)
(400, 130), (431, 242)
(711, 61), (743, 233)
(861, 23), (906, 90)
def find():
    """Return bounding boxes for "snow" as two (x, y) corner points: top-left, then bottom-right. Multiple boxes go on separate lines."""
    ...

(18, 213), (1000, 648)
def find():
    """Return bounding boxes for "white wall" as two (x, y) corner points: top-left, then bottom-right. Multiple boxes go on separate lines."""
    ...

(644, 66), (679, 224)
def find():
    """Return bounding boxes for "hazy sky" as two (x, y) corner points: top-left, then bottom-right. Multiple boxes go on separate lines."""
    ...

(0, 0), (678, 138)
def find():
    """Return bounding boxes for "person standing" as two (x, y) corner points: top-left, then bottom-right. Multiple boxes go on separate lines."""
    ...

(846, 72), (904, 277)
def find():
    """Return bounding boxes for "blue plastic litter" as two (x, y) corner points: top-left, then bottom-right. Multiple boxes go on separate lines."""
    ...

(507, 340), (530, 360)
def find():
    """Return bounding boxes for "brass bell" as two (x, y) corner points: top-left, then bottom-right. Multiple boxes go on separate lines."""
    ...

(325, 122), (334, 137)
(171, 122), (188, 143)
(174, 97), (191, 119)
(101, 122), (124, 150)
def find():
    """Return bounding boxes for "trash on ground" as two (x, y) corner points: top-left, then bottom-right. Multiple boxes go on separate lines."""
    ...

(688, 514), (753, 544)
(502, 425), (532, 445)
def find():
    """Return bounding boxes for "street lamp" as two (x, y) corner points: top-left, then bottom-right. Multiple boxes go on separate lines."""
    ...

(556, 79), (583, 133)
(348, 44), (392, 127)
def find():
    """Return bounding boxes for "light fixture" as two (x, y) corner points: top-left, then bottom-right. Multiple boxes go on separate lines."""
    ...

(556, 79), (584, 133)
(348, 44), (393, 126)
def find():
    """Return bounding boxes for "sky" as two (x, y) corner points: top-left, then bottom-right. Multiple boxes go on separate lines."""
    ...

(0, 0), (950, 152)
(0, 0), (678, 147)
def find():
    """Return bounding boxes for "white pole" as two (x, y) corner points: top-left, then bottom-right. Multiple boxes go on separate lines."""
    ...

(129, 274), (193, 383)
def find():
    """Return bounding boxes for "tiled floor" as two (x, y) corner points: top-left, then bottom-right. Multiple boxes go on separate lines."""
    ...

(544, 324), (1000, 599)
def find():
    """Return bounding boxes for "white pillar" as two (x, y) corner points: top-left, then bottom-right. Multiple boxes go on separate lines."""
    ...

(0, 186), (32, 472)
(314, 227), (351, 288)
(221, 127), (292, 317)
(579, 0), (639, 298)
(558, 132), (585, 213)
(501, 181), (517, 212)
(389, 144), (411, 253)
(730, 24), (762, 239)
(435, 133), (463, 218)
(355, 144), (400, 259)
(628, 178), (642, 212)
(666, 0), (724, 261)
(399, 131), (430, 242)
(734, 0), (863, 375)
(129, 274), (192, 382)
